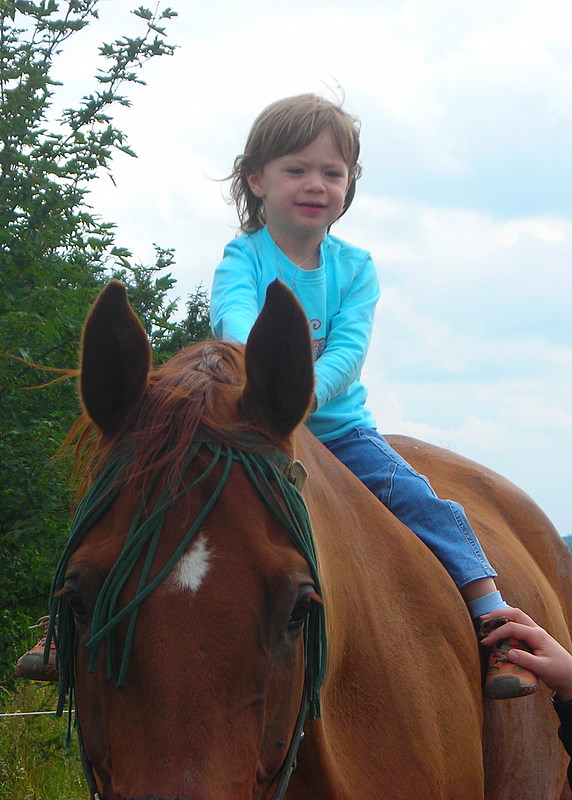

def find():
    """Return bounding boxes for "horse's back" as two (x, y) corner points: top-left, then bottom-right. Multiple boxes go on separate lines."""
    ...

(293, 429), (485, 799)
(391, 434), (572, 800)
(389, 433), (572, 632)
(291, 429), (571, 800)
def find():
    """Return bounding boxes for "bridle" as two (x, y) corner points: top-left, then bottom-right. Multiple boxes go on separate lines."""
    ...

(47, 436), (326, 800)
(271, 681), (309, 800)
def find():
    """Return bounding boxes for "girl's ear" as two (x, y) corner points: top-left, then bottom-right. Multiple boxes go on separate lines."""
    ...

(247, 172), (266, 199)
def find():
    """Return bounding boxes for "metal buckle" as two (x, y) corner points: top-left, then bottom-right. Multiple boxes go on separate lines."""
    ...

(283, 459), (308, 491)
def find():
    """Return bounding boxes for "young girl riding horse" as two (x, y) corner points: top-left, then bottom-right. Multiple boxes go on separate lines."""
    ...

(209, 92), (537, 701)
(17, 93), (537, 702)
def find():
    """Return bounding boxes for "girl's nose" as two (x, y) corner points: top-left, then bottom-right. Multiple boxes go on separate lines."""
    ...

(304, 171), (325, 192)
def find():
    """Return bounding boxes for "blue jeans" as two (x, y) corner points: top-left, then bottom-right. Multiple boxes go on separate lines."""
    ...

(324, 428), (496, 589)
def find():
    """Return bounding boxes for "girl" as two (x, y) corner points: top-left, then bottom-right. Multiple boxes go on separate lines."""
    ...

(210, 93), (537, 700)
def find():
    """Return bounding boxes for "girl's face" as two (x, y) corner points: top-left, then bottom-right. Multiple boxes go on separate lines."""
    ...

(247, 128), (351, 248)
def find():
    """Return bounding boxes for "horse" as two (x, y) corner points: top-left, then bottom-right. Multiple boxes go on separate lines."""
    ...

(49, 279), (572, 800)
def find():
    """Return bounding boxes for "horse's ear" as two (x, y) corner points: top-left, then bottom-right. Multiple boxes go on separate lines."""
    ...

(240, 280), (314, 439)
(81, 280), (151, 434)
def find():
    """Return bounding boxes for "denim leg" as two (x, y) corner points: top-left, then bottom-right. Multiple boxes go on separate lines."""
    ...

(324, 427), (497, 588)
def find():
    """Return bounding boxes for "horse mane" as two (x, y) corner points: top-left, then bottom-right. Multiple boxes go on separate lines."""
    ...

(68, 338), (283, 500)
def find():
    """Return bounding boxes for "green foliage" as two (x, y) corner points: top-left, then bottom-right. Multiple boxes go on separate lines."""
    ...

(111, 244), (211, 358)
(0, 684), (85, 799)
(564, 535), (572, 553)
(155, 281), (212, 360)
(0, 0), (210, 692)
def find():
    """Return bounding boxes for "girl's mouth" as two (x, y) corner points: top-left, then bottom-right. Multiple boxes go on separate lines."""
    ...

(297, 202), (326, 211)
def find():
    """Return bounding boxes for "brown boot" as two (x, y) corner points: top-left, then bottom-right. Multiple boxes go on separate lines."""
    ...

(15, 616), (58, 682)
(476, 617), (538, 699)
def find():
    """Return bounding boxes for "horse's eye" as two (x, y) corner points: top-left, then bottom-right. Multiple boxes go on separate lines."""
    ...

(66, 588), (88, 626)
(287, 591), (315, 633)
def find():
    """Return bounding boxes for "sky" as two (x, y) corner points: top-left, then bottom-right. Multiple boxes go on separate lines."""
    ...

(50, 0), (571, 535)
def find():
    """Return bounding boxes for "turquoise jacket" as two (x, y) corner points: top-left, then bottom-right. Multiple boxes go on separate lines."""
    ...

(210, 226), (380, 442)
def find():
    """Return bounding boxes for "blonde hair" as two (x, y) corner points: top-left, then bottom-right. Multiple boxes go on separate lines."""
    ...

(229, 94), (362, 232)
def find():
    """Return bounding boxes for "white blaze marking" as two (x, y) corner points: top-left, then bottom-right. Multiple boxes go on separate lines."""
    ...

(171, 535), (212, 593)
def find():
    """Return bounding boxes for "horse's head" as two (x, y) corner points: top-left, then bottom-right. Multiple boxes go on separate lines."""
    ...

(51, 280), (325, 800)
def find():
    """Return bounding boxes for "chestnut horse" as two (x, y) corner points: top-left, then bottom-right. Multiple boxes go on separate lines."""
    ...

(49, 279), (572, 800)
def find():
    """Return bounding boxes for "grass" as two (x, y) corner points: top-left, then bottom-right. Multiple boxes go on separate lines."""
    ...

(0, 682), (87, 800)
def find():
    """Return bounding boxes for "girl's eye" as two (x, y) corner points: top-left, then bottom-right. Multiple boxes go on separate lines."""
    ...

(287, 168), (304, 175)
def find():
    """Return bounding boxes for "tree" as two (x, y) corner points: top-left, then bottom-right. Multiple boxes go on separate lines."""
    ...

(0, 1), (210, 684)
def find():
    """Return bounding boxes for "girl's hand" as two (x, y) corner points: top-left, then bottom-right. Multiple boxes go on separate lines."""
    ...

(480, 607), (572, 702)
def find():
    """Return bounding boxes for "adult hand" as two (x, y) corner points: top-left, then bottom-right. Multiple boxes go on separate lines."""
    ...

(480, 607), (572, 702)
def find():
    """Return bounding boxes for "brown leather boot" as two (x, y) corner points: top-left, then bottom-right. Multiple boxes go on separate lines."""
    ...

(15, 616), (58, 682)
(476, 617), (538, 699)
